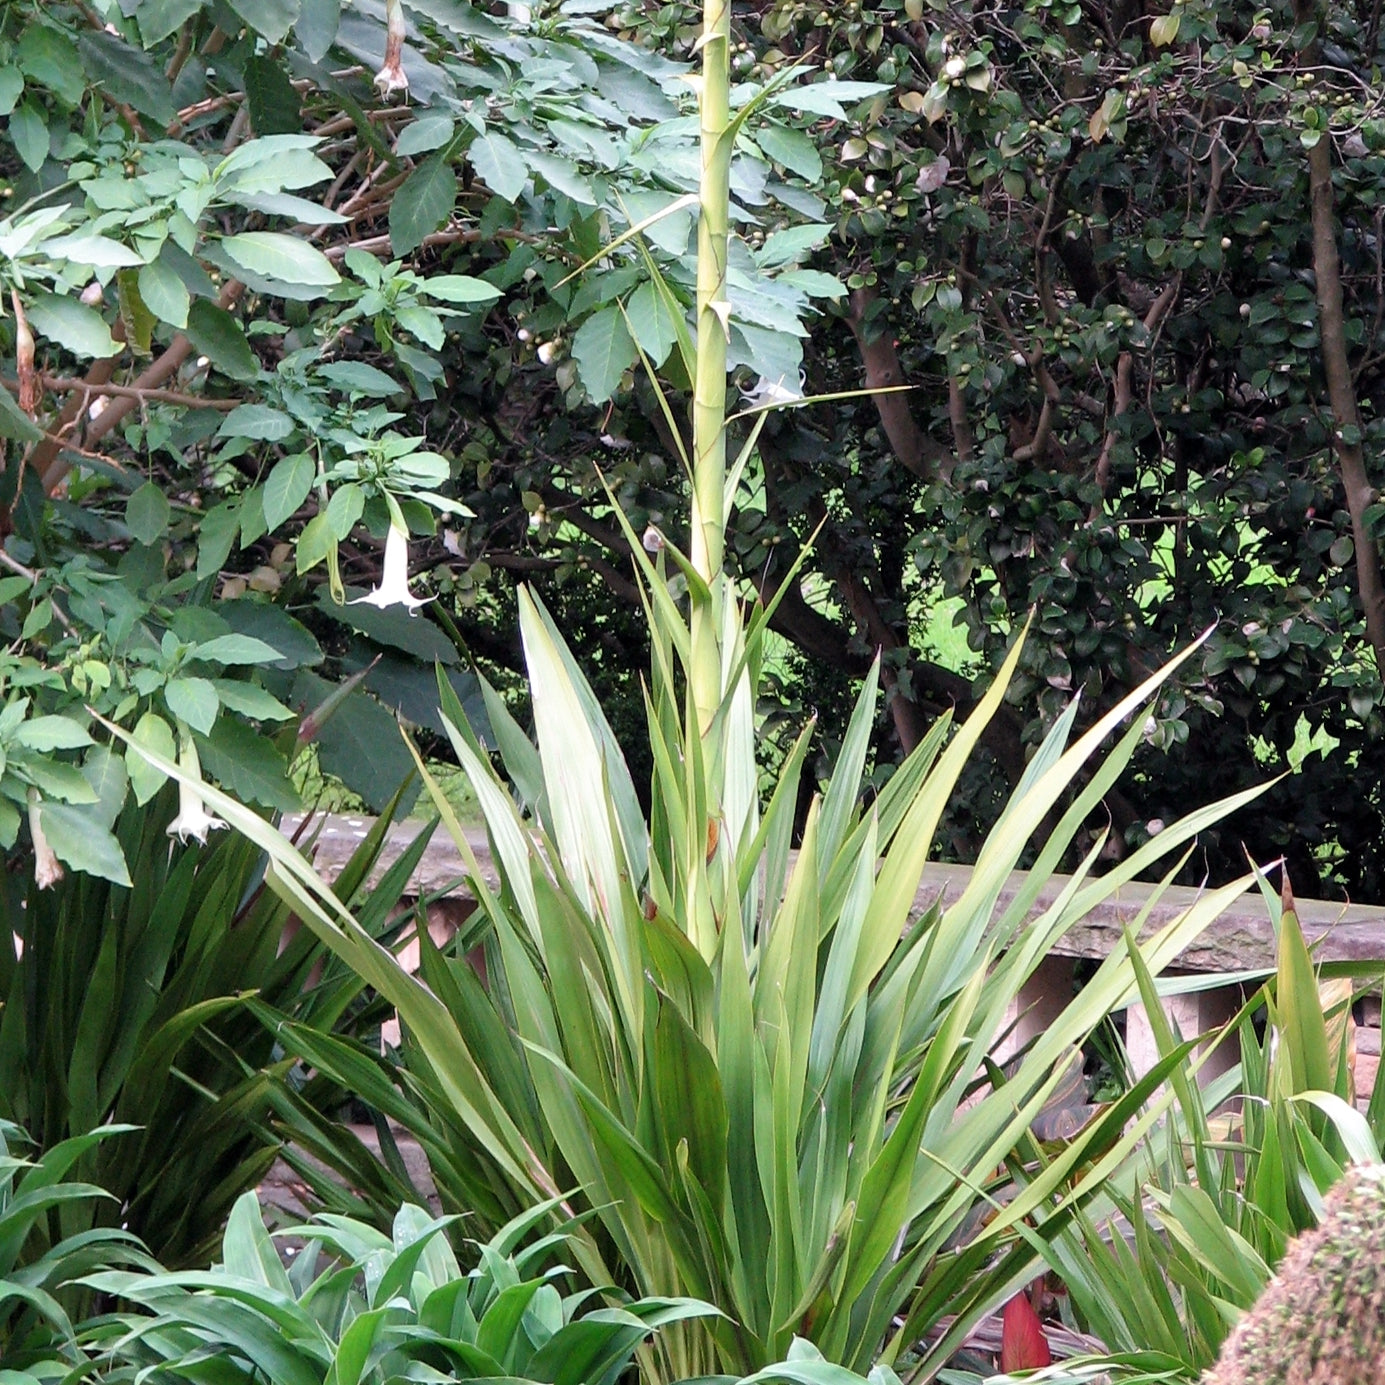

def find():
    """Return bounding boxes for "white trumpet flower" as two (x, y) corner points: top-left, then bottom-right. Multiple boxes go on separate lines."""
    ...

(373, 0), (409, 97)
(740, 373), (805, 408)
(27, 789), (63, 890)
(167, 732), (226, 845)
(350, 519), (432, 614)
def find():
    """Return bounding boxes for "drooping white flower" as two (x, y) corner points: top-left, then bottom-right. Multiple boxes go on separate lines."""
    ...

(11, 288), (37, 416)
(374, 53), (409, 97)
(167, 732), (226, 845)
(27, 789), (63, 890)
(740, 373), (805, 409)
(374, 0), (409, 97)
(350, 519), (432, 614)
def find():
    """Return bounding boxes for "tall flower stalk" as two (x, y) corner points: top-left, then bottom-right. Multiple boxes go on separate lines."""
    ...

(688, 0), (733, 740)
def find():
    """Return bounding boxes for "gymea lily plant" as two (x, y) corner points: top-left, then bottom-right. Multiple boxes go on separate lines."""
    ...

(115, 4), (1271, 1380)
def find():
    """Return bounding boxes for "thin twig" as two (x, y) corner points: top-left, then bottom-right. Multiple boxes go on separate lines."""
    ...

(7, 376), (242, 411)
(0, 548), (77, 636)
(40, 282), (246, 494)
(322, 225), (554, 260)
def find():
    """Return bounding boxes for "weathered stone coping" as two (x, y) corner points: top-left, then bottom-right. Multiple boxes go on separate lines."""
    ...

(291, 814), (1385, 974)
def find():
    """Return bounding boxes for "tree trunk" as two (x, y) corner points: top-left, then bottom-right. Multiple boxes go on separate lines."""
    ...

(1298, 0), (1385, 675)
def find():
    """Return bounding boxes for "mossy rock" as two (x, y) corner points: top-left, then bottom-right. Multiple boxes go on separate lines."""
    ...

(1204, 1165), (1385, 1385)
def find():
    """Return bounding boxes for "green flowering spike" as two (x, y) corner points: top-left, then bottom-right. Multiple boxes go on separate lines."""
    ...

(1205, 1165), (1385, 1384)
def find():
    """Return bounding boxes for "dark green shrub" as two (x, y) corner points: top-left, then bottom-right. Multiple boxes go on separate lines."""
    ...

(0, 787), (428, 1265)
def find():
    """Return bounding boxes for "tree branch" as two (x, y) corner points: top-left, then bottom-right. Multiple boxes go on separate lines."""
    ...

(485, 549), (640, 608)
(754, 569), (872, 673)
(948, 235), (977, 465)
(39, 281), (246, 495)
(0, 548), (76, 635)
(1298, 4), (1385, 672)
(24, 340), (121, 491)
(834, 564), (930, 753)
(322, 226), (552, 261)
(540, 486), (637, 564)
(846, 287), (953, 483)
(9, 375), (242, 411)
(1308, 140), (1385, 668)
(1092, 350), (1134, 503)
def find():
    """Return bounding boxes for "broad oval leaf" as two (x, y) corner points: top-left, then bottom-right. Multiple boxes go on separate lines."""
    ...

(210, 679), (293, 721)
(127, 710), (175, 806)
(262, 452), (315, 530)
(326, 482), (365, 539)
(165, 675), (219, 736)
(625, 281), (678, 367)
(186, 299), (259, 381)
(397, 113), (455, 157)
(226, 0), (301, 44)
(244, 52), (302, 136)
(14, 715), (92, 752)
(18, 26), (85, 104)
(135, 0), (204, 46)
(470, 132), (527, 203)
(572, 305), (636, 403)
(126, 481), (171, 546)
(296, 0), (340, 61)
(43, 233), (143, 268)
(0, 68), (20, 118)
(77, 31), (176, 127)
(10, 101), (49, 172)
(0, 385), (42, 442)
(526, 148), (595, 205)
(192, 634), (285, 666)
(420, 274), (501, 305)
(390, 156), (458, 256)
(138, 257), (190, 328)
(315, 361), (402, 395)
(219, 404), (296, 443)
(27, 292), (118, 359)
(221, 232), (341, 290)
(755, 123), (822, 181)
(38, 801), (131, 887)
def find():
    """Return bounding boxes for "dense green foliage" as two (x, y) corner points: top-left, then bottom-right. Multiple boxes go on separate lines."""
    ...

(5, 3), (1385, 1384)
(183, 453), (1271, 1379)
(5, 0), (1385, 900)
(0, 781), (423, 1265)
(0, 0), (837, 881)
(3, 1158), (879, 1385)
(565, 0), (1385, 899)
(1038, 887), (1384, 1382)
(85, 1193), (729, 1385)
(0, 1122), (152, 1368)
(70, 6), (1282, 1374)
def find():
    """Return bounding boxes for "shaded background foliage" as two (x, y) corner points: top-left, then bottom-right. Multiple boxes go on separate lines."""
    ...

(482, 0), (1385, 899)
(2, 0), (1384, 899)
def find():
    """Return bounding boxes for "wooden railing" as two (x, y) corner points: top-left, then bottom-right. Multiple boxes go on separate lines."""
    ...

(297, 814), (1385, 1104)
